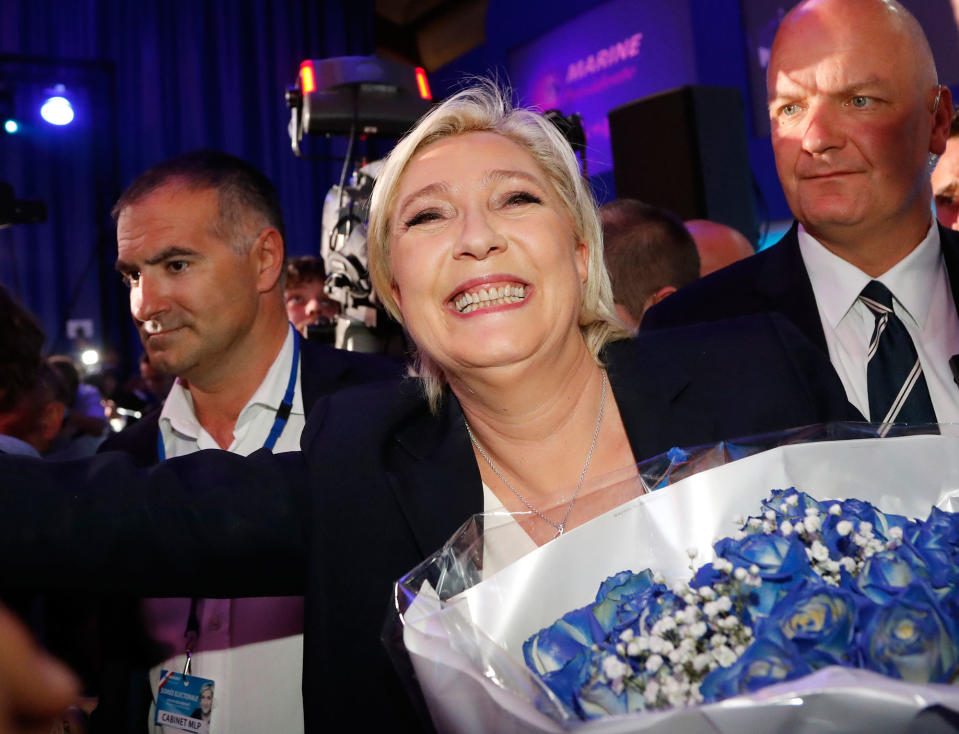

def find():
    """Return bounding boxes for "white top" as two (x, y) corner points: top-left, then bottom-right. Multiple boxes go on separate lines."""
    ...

(148, 326), (305, 734)
(798, 222), (959, 424)
(480, 483), (538, 577)
(158, 326), (305, 454)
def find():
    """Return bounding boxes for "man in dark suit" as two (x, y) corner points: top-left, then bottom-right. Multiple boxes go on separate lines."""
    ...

(643, 0), (959, 427)
(97, 150), (400, 733)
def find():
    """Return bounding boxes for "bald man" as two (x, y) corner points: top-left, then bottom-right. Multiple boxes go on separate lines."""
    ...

(643, 0), (959, 427)
(684, 220), (754, 276)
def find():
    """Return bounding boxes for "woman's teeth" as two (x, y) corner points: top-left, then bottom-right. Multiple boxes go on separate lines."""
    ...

(454, 284), (527, 313)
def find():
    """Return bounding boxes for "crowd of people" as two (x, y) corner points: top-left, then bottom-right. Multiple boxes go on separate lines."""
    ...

(0, 0), (957, 732)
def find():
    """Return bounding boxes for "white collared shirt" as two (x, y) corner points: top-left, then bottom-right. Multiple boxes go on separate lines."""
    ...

(148, 325), (305, 734)
(158, 325), (305, 455)
(798, 222), (959, 424)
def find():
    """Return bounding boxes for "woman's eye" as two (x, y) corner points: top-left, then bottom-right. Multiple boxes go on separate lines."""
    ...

(404, 210), (443, 227)
(504, 191), (543, 207)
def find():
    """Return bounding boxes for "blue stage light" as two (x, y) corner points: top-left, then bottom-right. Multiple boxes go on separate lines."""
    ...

(40, 84), (74, 126)
(3, 119), (18, 134)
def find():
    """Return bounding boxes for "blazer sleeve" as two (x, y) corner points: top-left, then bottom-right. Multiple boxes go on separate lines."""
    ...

(0, 447), (311, 598)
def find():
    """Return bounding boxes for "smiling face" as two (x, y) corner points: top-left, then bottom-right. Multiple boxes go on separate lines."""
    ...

(388, 131), (589, 378)
(767, 0), (944, 252)
(200, 686), (213, 715)
(115, 184), (266, 383)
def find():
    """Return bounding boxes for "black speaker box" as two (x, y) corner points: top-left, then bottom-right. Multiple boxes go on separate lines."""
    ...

(608, 85), (759, 246)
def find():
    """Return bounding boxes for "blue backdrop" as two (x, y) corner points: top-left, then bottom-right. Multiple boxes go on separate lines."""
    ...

(0, 0), (374, 369)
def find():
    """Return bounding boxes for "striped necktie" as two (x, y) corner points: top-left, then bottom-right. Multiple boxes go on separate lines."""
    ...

(858, 280), (937, 428)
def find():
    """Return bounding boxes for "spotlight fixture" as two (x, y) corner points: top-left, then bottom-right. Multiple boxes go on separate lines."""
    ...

(0, 86), (18, 134)
(40, 84), (74, 126)
(80, 348), (100, 367)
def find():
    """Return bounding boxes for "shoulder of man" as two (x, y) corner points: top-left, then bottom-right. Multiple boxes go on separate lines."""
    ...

(640, 230), (796, 331)
(612, 312), (860, 425)
(96, 405), (161, 465)
(299, 340), (405, 405)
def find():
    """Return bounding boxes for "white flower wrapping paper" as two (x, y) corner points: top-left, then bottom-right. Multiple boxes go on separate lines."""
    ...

(395, 432), (959, 733)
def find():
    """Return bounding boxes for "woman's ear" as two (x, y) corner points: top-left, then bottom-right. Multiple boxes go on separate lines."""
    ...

(575, 239), (589, 285)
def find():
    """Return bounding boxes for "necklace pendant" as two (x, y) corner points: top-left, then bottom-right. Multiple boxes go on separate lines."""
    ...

(465, 369), (607, 541)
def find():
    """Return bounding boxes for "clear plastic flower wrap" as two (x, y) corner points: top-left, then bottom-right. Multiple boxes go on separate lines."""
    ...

(388, 424), (959, 733)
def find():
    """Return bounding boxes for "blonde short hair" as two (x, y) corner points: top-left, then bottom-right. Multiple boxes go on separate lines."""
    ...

(368, 81), (630, 409)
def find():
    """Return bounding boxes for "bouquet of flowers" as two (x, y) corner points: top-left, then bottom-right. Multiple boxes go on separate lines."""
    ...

(394, 430), (959, 733)
(524, 488), (959, 719)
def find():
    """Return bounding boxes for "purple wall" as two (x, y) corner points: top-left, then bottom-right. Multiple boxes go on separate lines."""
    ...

(508, 0), (697, 176)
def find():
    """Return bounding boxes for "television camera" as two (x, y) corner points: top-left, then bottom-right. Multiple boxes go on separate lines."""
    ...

(286, 56), (432, 353)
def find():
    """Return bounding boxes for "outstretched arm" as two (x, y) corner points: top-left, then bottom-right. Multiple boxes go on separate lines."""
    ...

(0, 447), (311, 598)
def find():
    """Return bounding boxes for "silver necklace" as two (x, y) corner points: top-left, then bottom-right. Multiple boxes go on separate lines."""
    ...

(464, 369), (608, 538)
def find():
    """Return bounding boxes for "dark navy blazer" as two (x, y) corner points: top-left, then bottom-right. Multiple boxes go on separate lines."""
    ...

(642, 222), (959, 358)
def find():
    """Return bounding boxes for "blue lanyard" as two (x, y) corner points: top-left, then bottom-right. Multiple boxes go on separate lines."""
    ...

(156, 329), (301, 461)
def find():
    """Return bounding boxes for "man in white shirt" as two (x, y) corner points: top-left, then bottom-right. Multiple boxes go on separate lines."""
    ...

(98, 150), (399, 733)
(642, 0), (959, 426)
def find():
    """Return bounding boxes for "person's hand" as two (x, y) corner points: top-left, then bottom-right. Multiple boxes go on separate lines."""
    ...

(0, 604), (79, 734)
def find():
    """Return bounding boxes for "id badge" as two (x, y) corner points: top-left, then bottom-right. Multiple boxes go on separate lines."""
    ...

(155, 671), (215, 733)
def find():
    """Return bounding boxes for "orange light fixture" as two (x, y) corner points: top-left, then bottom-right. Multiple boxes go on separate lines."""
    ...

(299, 61), (316, 94)
(415, 67), (431, 100)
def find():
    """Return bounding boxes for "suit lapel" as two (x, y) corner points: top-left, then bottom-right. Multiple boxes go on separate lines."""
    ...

(753, 223), (829, 353)
(386, 391), (484, 558)
(604, 339), (697, 464)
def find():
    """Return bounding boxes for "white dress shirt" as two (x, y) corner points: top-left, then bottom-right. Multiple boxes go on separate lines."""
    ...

(798, 222), (959, 424)
(148, 326), (305, 734)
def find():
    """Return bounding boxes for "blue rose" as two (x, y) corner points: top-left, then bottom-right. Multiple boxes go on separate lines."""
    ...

(758, 581), (857, 668)
(837, 498), (909, 541)
(761, 488), (825, 522)
(858, 581), (959, 683)
(699, 628), (812, 703)
(524, 605), (604, 677)
(532, 644), (606, 716)
(574, 654), (647, 719)
(591, 570), (662, 635)
(818, 514), (860, 560)
(713, 532), (813, 616)
(905, 507), (959, 588)
(851, 550), (918, 605)
(525, 572), (661, 683)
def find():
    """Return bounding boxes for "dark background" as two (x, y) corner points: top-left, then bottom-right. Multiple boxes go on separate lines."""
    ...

(2, 0), (957, 374)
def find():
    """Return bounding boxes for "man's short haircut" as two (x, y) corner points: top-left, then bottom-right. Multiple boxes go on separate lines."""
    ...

(600, 199), (700, 323)
(285, 255), (327, 289)
(111, 149), (286, 255)
(0, 285), (46, 414)
(47, 355), (80, 406)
